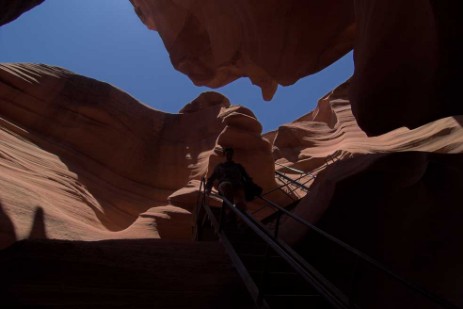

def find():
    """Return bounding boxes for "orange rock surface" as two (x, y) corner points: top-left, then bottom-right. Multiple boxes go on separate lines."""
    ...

(270, 79), (463, 181)
(1, 2), (462, 306)
(131, 0), (462, 135)
(269, 80), (463, 308)
(0, 63), (287, 249)
(130, 0), (355, 100)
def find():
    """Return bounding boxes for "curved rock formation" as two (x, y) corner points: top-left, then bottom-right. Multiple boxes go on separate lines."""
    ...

(0, 63), (284, 249)
(1, 2), (462, 305)
(271, 78), (463, 229)
(350, 0), (463, 135)
(269, 79), (463, 308)
(130, 0), (355, 100)
(0, 0), (44, 27)
(131, 0), (462, 136)
(270, 79), (463, 178)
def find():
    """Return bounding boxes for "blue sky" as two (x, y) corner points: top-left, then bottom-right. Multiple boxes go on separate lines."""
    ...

(0, 0), (353, 133)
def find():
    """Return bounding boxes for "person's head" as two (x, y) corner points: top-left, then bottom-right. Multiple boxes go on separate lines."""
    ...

(223, 147), (234, 161)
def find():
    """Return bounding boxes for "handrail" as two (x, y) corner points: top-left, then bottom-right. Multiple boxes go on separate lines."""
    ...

(253, 172), (309, 216)
(257, 195), (460, 309)
(197, 175), (460, 309)
(193, 178), (205, 240)
(256, 174), (305, 211)
(196, 179), (269, 308)
(275, 162), (317, 179)
(268, 163), (315, 201)
(260, 169), (311, 200)
(260, 179), (299, 198)
(275, 170), (311, 192)
(206, 192), (350, 309)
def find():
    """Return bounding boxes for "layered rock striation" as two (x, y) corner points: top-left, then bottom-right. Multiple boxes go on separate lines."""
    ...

(130, 0), (355, 100)
(131, 0), (462, 135)
(1, 1), (462, 307)
(0, 63), (285, 249)
(268, 80), (463, 308)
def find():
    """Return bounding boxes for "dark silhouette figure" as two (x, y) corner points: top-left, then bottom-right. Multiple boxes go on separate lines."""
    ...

(0, 201), (17, 249)
(206, 147), (259, 226)
(28, 207), (47, 240)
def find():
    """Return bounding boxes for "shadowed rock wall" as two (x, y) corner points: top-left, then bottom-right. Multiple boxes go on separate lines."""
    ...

(350, 0), (463, 135)
(1, 3), (462, 306)
(130, 0), (355, 100)
(0, 0), (44, 26)
(0, 239), (253, 308)
(131, 0), (462, 136)
(271, 81), (463, 308)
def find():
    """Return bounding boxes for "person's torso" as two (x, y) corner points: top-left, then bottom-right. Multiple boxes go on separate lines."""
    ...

(217, 162), (244, 186)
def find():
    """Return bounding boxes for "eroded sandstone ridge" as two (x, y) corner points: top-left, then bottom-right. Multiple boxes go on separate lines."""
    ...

(131, 0), (462, 135)
(268, 80), (463, 308)
(1, 1), (463, 307)
(0, 63), (289, 249)
(129, 0), (355, 101)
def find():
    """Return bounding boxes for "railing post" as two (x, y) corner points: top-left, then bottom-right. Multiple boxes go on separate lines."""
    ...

(195, 177), (205, 241)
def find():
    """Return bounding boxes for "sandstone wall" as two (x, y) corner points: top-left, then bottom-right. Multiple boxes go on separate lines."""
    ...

(271, 80), (463, 308)
(131, 0), (462, 136)
(1, 2), (462, 305)
(130, 0), (355, 100)
(0, 63), (282, 248)
(350, 0), (463, 135)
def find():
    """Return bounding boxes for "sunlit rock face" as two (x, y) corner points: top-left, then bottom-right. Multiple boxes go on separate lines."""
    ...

(0, 0), (44, 26)
(0, 63), (283, 249)
(350, 0), (463, 135)
(272, 80), (463, 308)
(267, 80), (367, 185)
(272, 79), (463, 238)
(1, 6), (461, 306)
(269, 78), (463, 178)
(129, 0), (355, 100)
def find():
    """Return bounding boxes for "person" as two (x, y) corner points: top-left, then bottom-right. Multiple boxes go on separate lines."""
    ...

(205, 147), (252, 214)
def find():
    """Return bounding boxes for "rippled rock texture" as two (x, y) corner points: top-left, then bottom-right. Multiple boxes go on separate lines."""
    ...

(1, 1), (462, 306)
(0, 63), (285, 249)
(131, 0), (462, 135)
(130, 0), (355, 101)
(270, 80), (463, 308)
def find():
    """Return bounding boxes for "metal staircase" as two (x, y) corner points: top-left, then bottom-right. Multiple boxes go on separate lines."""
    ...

(267, 162), (314, 202)
(195, 176), (460, 309)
